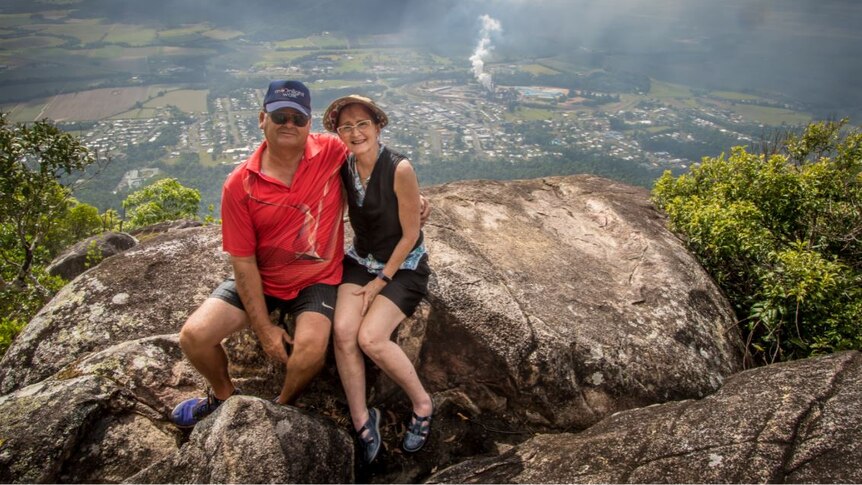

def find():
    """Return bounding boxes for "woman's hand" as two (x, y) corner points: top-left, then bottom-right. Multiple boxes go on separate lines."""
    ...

(354, 277), (388, 316)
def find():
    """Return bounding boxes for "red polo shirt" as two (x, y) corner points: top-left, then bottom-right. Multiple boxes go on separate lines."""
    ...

(221, 133), (348, 300)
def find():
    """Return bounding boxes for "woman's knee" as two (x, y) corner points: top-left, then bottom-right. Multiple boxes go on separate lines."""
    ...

(357, 328), (386, 358)
(333, 319), (360, 353)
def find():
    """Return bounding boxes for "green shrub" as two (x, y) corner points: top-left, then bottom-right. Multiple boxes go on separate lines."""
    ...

(653, 120), (862, 364)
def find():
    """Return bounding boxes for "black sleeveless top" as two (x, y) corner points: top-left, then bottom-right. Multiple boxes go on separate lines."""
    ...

(340, 146), (424, 263)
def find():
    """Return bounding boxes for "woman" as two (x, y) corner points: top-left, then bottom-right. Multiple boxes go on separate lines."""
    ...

(324, 95), (433, 465)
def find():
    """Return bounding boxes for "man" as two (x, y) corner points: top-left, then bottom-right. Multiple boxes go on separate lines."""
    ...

(170, 80), (425, 427)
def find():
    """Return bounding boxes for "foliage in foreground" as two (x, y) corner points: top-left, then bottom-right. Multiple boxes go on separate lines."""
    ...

(1, 113), (105, 356)
(1, 114), (204, 357)
(653, 120), (862, 364)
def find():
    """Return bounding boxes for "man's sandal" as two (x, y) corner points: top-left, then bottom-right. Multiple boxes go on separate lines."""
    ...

(402, 406), (433, 453)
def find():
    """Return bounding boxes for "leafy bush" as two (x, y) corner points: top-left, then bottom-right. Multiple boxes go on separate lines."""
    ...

(0, 269), (66, 356)
(653, 120), (862, 364)
(122, 177), (201, 229)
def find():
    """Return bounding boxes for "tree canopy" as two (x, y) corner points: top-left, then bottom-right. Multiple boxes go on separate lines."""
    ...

(0, 113), (105, 355)
(122, 177), (201, 229)
(652, 119), (862, 364)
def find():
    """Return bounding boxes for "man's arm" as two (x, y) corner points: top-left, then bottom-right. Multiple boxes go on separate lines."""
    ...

(231, 255), (292, 364)
(419, 194), (431, 226)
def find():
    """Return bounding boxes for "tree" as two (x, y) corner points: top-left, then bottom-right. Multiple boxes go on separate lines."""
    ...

(0, 113), (101, 289)
(122, 177), (201, 229)
(652, 120), (862, 365)
(0, 113), (104, 356)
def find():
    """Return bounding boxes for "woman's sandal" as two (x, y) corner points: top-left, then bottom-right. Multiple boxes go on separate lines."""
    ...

(402, 403), (433, 453)
(357, 407), (382, 464)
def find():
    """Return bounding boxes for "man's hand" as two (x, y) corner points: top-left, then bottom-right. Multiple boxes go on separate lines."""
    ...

(256, 323), (294, 364)
(419, 195), (432, 226)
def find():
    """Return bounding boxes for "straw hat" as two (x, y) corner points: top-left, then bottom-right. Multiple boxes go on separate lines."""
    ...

(323, 94), (389, 132)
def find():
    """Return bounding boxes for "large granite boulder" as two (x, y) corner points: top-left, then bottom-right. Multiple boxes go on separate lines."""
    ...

(46, 231), (138, 281)
(0, 334), (354, 484)
(0, 175), (752, 483)
(128, 396), (355, 484)
(0, 335), (190, 483)
(0, 225), (230, 394)
(418, 175), (743, 430)
(428, 351), (862, 484)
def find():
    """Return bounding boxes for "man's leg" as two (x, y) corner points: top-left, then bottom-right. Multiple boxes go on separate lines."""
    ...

(179, 297), (249, 400)
(275, 310), (332, 404)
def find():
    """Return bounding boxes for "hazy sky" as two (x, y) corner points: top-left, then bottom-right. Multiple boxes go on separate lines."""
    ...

(396, 0), (862, 115)
(3, 0), (860, 115)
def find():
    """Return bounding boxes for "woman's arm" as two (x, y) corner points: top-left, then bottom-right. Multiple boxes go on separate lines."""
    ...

(383, 159), (422, 277)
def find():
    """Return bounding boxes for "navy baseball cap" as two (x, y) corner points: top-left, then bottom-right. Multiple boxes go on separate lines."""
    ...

(263, 80), (311, 117)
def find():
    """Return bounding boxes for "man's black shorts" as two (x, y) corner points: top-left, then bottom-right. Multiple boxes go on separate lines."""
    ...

(210, 278), (337, 322)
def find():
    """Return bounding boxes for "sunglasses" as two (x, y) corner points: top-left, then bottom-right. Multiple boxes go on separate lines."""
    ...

(269, 111), (309, 127)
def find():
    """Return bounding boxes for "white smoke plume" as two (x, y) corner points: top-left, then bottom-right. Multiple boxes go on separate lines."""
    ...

(469, 14), (502, 91)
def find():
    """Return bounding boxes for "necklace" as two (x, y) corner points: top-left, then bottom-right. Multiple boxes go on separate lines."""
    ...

(350, 144), (384, 190)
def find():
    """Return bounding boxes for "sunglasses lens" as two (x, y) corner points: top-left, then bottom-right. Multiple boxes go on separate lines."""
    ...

(270, 112), (308, 127)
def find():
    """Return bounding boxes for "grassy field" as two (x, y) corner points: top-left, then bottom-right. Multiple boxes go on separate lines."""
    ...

(709, 90), (761, 101)
(521, 63), (560, 75)
(725, 104), (811, 126)
(277, 34), (347, 49)
(0, 35), (64, 49)
(0, 13), (40, 28)
(111, 106), (160, 120)
(535, 57), (592, 75)
(21, 19), (111, 44)
(103, 24), (157, 46)
(143, 89), (209, 113)
(5, 104), (45, 122)
(258, 49), (316, 65)
(6, 86), (160, 122)
(203, 28), (243, 40)
(648, 80), (692, 99)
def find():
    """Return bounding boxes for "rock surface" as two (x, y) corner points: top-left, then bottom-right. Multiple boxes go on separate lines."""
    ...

(0, 175), (764, 483)
(419, 175), (743, 430)
(46, 231), (138, 281)
(128, 396), (355, 484)
(0, 225), (230, 394)
(0, 335), (190, 484)
(428, 351), (862, 484)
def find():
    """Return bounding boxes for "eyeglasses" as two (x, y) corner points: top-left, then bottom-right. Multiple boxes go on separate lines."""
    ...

(269, 111), (309, 127)
(336, 119), (375, 135)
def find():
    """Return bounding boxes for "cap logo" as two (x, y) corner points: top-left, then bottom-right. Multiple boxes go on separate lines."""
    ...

(274, 88), (305, 99)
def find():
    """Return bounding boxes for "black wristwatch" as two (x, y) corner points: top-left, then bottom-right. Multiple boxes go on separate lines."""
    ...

(376, 271), (392, 283)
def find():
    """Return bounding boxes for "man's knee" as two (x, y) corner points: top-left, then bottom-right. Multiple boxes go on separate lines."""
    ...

(292, 312), (332, 367)
(179, 298), (246, 352)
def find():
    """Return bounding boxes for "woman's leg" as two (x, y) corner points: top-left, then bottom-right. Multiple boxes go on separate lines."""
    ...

(357, 297), (432, 417)
(333, 283), (372, 431)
